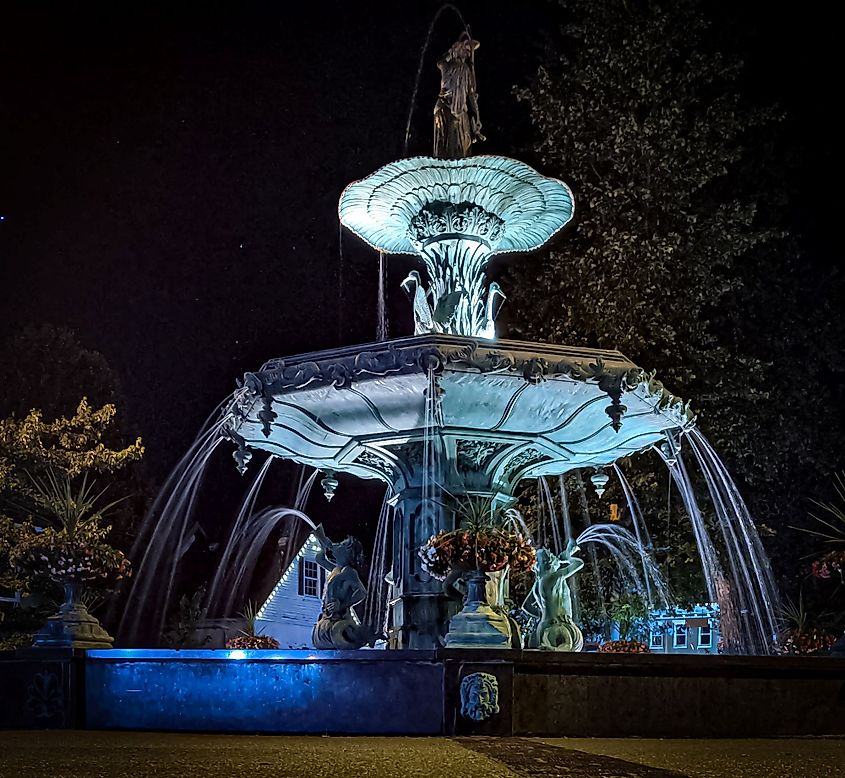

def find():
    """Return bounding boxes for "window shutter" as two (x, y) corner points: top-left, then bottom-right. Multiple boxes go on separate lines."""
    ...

(297, 559), (304, 595)
(319, 566), (326, 597)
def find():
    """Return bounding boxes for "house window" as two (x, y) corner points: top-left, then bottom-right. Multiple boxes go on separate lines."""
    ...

(699, 624), (712, 649)
(673, 622), (688, 648)
(300, 559), (321, 598)
(649, 629), (664, 649)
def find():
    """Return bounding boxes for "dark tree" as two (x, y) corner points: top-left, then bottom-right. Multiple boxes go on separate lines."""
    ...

(0, 324), (150, 558)
(0, 324), (123, 422)
(507, 0), (845, 596)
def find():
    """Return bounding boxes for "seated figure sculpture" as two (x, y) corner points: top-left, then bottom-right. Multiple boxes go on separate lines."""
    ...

(522, 541), (585, 651)
(311, 525), (379, 650)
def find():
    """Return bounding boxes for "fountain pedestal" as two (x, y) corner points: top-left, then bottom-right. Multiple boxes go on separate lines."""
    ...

(33, 584), (114, 650)
(445, 570), (511, 648)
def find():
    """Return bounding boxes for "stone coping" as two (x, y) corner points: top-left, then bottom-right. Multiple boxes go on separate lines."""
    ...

(83, 648), (439, 662)
(9, 646), (844, 678)
(258, 334), (636, 375)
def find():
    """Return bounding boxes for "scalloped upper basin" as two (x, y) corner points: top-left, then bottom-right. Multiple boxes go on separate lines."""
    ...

(338, 155), (575, 256)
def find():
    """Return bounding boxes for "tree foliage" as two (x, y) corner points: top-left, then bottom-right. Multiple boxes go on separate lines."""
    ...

(507, 0), (845, 586)
(0, 398), (143, 500)
(0, 516), (26, 594)
(0, 398), (143, 597)
(509, 0), (777, 365)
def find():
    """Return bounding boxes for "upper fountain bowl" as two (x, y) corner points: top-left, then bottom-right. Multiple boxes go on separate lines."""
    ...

(338, 155), (575, 256)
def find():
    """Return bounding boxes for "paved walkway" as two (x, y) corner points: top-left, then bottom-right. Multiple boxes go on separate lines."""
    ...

(0, 732), (843, 778)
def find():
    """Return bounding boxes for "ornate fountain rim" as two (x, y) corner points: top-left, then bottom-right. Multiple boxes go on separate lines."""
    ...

(222, 334), (695, 493)
(232, 334), (694, 426)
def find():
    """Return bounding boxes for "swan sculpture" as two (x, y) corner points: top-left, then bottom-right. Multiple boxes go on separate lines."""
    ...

(479, 282), (506, 340)
(400, 270), (434, 335)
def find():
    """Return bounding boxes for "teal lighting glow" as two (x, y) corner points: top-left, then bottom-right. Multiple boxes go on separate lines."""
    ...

(338, 156), (574, 339)
(338, 155), (574, 256)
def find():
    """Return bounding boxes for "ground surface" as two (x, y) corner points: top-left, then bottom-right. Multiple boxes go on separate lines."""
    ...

(0, 732), (843, 778)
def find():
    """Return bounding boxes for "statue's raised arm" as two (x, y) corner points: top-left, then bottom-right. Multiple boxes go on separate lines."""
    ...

(312, 523), (336, 572)
(559, 539), (585, 579)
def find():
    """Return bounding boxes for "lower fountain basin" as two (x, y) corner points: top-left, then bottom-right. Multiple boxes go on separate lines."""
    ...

(3, 648), (845, 737)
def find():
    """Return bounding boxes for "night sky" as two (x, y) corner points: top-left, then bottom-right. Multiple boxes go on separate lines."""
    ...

(1, 0), (841, 486)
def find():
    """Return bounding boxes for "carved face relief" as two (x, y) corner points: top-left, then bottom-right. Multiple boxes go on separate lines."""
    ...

(460, 672), (500, 721)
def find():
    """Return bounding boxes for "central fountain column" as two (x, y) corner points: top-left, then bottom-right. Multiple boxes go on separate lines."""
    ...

(385, 433), (521, 649)
(388, 486), (460, 649)
(407, 203), (502, 337)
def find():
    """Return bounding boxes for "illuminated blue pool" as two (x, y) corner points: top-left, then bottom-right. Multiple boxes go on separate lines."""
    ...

(84, 649), (444, 734)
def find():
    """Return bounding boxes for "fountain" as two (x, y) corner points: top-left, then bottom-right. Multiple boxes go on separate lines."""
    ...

(111, 26), (779, 659)
(93, 23), (780, 660)
(218, 36), (699, 651)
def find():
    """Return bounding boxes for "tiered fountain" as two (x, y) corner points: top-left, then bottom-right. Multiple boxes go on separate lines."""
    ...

(221, 34), (696, 650)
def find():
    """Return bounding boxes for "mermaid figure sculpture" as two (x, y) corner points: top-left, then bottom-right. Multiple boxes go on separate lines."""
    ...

(311, 525), (379, 650)
(523, 540), (585, 651)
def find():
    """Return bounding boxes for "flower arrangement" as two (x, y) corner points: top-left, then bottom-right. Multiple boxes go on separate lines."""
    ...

(798, 473), (845, 584)
(777, 629), (836, 656)
(225, 634), (280, 650)
(776, 593), (837, 656)
(14, 521), (131, 588)
(811, 550), (845, 581)
(419, 527), (535, 580)
(10, 471), (131, 590)
(223, 600), (280, 650)
(598, 639), (650, 654)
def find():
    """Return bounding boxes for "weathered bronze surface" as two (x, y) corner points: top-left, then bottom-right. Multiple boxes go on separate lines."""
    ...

(433, 34), (484, 159)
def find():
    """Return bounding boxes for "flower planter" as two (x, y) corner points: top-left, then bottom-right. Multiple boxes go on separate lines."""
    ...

(32, 582), (113, 649)
(445, 570), (512, 649)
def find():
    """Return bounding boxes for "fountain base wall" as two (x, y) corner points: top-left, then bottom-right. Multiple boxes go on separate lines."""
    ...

(2, 649), (844, 736)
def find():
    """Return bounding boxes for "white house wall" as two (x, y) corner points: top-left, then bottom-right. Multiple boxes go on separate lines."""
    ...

(256, 538), (323, 649)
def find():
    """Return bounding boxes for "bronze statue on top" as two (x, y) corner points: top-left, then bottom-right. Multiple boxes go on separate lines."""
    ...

(434, 32), (485, 159)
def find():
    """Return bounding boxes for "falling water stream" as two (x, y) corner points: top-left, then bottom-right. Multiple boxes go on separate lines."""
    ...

(574, 470), (608, 626)
(612, 463), (656, 607)
(208, 468), (319, 617)
(524, 428), (779, 653)
(118, 403), (233, 645)
(219, 504), (318, 618)
(205, 455), (276, 615)
(556, 476), (581, 622)
(685, 429), (779, 653)
(575, 524), (671, 610)
(117, 387), (322, 645)
(363, 488), (394, 636)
